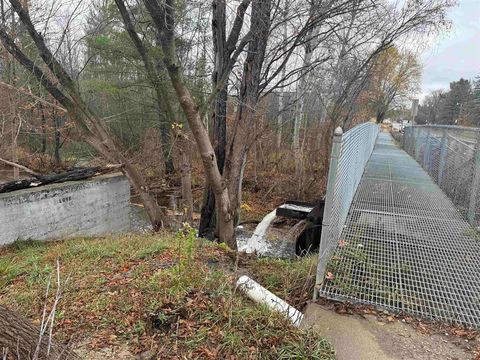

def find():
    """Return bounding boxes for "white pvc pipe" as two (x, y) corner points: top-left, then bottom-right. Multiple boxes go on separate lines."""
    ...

(236, 275), (304, 327)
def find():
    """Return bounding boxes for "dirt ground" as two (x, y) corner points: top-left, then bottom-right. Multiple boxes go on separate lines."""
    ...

(302, 303), (479, 360)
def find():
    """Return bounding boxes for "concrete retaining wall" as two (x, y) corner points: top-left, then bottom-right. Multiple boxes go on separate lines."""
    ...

(0, 173), (130, 245)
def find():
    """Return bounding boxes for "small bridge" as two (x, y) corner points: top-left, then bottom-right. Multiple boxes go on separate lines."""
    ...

(315, 124), (480, 329)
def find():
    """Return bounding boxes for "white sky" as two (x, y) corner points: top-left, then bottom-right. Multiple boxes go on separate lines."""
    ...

(420, 0), (480, 98)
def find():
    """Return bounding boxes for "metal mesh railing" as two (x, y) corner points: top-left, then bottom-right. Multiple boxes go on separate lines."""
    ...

(317, 132), (480, 328)
(404, 125), (480, 226)
(316, 122), (379, 287)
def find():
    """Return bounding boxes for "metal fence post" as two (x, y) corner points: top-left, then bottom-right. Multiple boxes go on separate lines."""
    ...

(423, 132), (431, 170)
(315, 127), (343, 298)
(468, 133), (480, 226)
(404, 127), (411, 153)
(438, 129), (448, 186)
(415, 128), (421, 160)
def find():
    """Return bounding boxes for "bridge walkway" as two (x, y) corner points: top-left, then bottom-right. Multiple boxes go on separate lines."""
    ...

(319, 132), (480, 328)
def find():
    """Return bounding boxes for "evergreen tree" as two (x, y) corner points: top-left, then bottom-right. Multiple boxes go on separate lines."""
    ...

(437, 78), (473, 125)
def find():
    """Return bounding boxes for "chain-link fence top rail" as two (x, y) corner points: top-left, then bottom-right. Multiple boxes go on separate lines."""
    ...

(316, 123), (379, 286)
(318, 131), (480, 329)
(403, 125), (480, 226)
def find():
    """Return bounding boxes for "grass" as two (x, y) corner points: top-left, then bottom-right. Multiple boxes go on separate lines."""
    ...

(464, 227), (480, 241)
(0, 230), (334, 359)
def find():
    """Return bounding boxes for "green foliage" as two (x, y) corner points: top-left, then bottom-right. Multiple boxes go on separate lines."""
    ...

(94, 35), (110, 47)
(0, 258), (23, 288)
(80, 0), (176, 150)
(136, 241), (168, 259)
(11, 239), (46, 252)
(175, 223), (197, 262)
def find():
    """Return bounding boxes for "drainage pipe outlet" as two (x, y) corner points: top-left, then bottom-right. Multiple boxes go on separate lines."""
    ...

(236, 275), (304, 327)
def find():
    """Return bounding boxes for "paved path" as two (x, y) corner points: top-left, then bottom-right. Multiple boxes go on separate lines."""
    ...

(302, 303), (473, 360)
(319, 132), (480, 328)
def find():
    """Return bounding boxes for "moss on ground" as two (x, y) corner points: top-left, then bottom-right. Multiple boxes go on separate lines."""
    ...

(0, 231), (334, 359)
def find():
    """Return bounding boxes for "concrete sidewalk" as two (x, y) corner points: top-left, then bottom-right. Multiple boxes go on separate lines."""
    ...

(301, 303), (473, 360)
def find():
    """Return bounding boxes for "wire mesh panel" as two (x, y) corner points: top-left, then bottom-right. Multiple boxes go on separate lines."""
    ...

(404, 125), (480, 226)
(318, 132), (480, 329)
(316, 123), (379, 285)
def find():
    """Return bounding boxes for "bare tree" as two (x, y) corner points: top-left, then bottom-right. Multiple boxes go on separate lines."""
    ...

(310, 0), (453, 130)
(198, 0), (251, 239)
(0, 0), (167, 230)
(109, 0), (453, 248)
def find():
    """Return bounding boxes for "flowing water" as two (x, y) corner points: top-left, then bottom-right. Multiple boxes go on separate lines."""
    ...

(237, 209), (296, 258)
(238, 209), (277, 254)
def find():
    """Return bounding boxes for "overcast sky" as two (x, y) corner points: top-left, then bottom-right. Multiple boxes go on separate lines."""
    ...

(420, 0), (480, 98)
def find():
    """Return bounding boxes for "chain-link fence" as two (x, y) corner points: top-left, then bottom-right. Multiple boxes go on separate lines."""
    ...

(316, 122), (379, 289)
(404, 125), (480, 226)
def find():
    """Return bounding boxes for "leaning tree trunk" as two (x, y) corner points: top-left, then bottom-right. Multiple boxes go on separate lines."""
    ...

(198, 0), (228, 239)
(146, 0), (236, 248)
(0, 305), (79, 360)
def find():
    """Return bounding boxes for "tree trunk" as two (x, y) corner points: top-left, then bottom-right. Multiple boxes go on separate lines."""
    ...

(146, 0), (236, 247)
(216, 189), (235, 249)
(54, 116), (61, 165)
(39, 103), (47, 154)
(155, 94), (174, 175)
(198, 85), (228, 238)
(9, 92), (19, 180)
(276, 92), (284, 150)
(198, 187), (216, 239)
(276, 5), (288, 151)
(180, 150), (193, 225)
(376, 109), (386, 123)
(224, 0), (272, 219)
(0, 305), (79, 360)
(292, 99), (304, 196)
(198, 0), (228, 239)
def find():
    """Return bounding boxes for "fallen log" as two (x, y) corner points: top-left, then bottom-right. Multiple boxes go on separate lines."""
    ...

(0, 165), (123, 194)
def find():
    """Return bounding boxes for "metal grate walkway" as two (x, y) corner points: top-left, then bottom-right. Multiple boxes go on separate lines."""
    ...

(319, 132), (480, 328)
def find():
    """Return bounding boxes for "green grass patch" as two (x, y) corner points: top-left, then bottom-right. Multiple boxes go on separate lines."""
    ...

(0, 231), (334, 359)
(464, 227), (480, 241)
